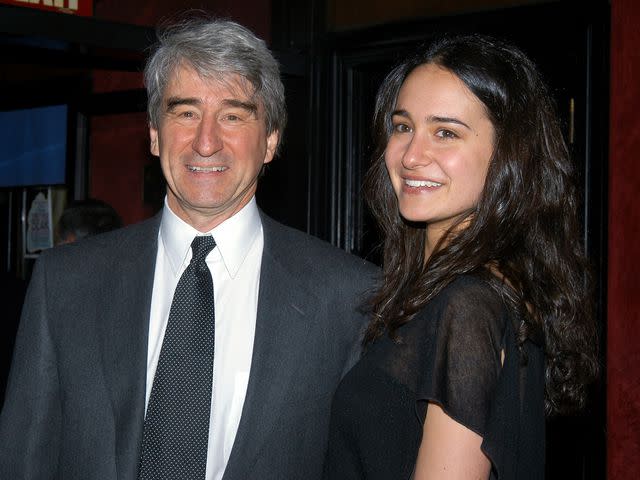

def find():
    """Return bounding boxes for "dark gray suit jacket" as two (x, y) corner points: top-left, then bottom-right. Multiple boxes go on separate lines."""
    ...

(0, 211), (377, 479)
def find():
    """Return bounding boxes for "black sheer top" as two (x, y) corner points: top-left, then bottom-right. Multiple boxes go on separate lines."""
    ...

(324, 275), (545, 479)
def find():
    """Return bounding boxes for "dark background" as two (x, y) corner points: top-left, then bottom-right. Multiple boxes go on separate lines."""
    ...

(1, 0), (638, 478)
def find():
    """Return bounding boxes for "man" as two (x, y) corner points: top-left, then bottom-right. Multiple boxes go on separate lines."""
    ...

(0, 17), (376, 480)
(56, 198), (123, 245)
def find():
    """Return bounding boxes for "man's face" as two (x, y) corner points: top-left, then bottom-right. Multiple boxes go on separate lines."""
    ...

(150, 64), (279, 231)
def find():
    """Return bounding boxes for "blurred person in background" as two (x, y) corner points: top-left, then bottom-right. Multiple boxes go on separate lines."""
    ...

(55, 198), (123, 245)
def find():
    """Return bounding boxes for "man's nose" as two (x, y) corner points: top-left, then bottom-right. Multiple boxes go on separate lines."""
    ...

(192, 116), (223, 157)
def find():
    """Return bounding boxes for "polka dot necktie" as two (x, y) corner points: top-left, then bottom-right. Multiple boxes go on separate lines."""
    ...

(138, 235), (217, 480)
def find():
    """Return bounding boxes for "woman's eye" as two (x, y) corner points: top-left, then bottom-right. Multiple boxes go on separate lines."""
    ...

(436, 129), (457, 139)
(392, 123), (411, 133)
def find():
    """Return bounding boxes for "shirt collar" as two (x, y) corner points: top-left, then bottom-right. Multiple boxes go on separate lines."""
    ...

(160, 197), (262, 279)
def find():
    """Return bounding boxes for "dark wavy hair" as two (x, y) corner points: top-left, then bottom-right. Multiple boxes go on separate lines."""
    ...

(363, 34), (599, 415)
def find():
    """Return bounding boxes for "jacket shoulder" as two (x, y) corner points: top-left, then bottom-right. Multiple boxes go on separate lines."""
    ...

(37, 214), (160, 269)
(261, 214), (378, 279)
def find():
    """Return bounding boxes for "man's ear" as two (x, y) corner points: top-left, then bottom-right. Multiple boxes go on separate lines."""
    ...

(263, 130), (279, 165)
(150, 124), (160, 157)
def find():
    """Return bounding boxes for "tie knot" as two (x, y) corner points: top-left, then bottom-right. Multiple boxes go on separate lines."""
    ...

(190, 235), (216, 263)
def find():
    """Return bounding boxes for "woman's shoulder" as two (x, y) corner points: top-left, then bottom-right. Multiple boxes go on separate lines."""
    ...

(423, 273), (511, 340)
(387, 273), (513, 385)
(437, 273), (503, 303)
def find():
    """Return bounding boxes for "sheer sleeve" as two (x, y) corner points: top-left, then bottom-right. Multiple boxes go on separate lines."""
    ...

(410, 275), (534, 478)
(413, 276), (509, 436)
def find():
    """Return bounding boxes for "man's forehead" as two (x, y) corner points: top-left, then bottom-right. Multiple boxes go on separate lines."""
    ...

(165, 63), (257, 102)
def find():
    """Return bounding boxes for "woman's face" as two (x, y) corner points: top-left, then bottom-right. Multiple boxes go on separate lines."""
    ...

(384, 63), (495, 239)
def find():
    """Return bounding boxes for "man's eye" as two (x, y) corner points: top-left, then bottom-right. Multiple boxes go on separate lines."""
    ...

(224, 113), (246, 122)
(174, 110), (196, 119)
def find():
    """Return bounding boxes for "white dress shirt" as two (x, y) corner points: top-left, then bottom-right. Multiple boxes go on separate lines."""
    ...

(146, 197), (263, 480)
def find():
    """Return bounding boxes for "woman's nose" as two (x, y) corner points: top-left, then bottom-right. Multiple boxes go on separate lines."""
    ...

(401, 133), (433, 169)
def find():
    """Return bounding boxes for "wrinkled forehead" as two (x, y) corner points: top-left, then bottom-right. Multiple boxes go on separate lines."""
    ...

(165, 61), (259, 105)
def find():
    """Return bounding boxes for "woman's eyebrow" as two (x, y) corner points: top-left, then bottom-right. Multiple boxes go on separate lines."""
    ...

(427, 115), (471, 130)
(391, 111), (471, 130)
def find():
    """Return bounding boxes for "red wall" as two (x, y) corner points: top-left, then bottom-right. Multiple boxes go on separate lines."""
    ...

(89, 113), (152, 225)
(88, 0), (271, 225)
(608, 0), (640, 477)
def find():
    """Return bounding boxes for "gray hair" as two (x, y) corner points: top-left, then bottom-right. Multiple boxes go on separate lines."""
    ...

(144, 16), (286, 143)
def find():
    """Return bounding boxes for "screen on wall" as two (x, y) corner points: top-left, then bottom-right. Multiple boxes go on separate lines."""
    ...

(0, 104), (67, 188)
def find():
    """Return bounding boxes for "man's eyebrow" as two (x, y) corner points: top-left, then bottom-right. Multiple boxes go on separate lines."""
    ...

(165, 97), (201, 111)
(222, 98), (258, 115)
(164, 97), (258, 115)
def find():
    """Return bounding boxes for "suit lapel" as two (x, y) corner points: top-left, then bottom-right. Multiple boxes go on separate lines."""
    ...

(222, 217), (318, 479)
(97, 215), (160, 480)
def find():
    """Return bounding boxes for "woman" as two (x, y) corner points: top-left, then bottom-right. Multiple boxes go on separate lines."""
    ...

(324, 34), (599, 479)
